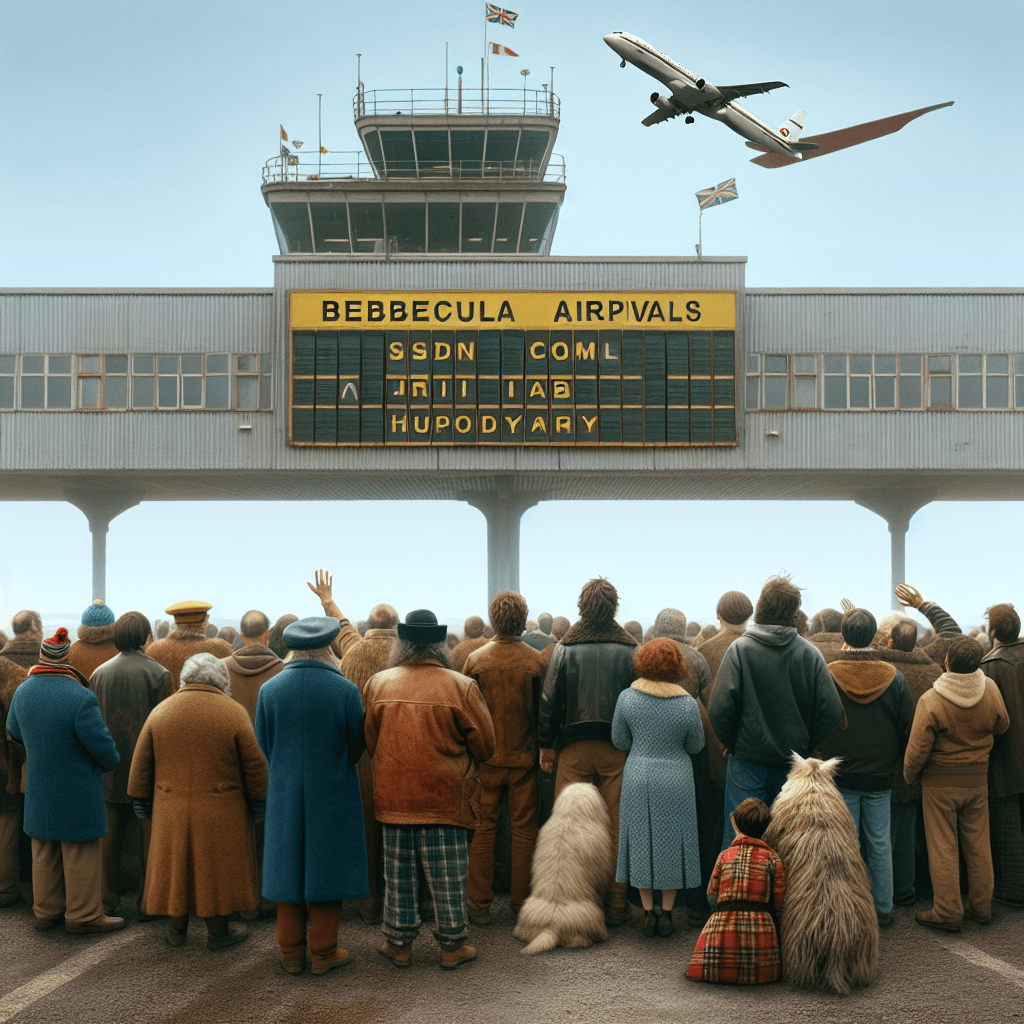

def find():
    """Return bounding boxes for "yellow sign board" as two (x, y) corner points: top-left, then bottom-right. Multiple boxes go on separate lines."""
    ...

(290, 290), (735, 331)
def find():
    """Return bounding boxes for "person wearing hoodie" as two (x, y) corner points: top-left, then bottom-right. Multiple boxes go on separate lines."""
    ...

(69, 601), (120, 680)
(709, 575), (843, 851)
(904, 636), (1009, 932)
(817, 609), (913, 926)
(222, 611), (284, 727)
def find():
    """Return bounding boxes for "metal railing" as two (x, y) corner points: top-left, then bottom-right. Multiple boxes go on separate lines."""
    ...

(263, 153), (566, 185)
(353, 87), (560, 119)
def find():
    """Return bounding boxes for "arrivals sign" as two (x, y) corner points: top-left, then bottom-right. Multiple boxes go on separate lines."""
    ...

(289, 291), (738, 446)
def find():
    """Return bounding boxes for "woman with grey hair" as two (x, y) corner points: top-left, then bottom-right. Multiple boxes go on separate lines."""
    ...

(128, 652), (268, 950)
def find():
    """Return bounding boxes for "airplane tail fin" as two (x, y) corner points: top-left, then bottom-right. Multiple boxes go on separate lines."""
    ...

(778, 109), (806, 142)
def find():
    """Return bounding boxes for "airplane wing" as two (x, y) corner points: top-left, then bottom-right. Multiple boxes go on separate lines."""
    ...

(715, 81), (788, 102)
(641, 106), (680, 127)
(749, 100), (954, 168)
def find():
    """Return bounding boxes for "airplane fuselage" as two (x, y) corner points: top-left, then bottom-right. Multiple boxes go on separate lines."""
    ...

(604, 32), (797, 158)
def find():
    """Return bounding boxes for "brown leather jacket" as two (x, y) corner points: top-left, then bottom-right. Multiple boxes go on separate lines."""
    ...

(364, 661), (495, 828)
(463, 638), (551, 768)
(981, 639), (1024, 798)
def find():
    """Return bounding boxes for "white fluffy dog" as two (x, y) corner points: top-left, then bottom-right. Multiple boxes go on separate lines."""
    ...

(513, 782), (613, 955)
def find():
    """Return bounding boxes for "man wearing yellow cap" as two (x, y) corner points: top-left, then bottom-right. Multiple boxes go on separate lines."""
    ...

(146, 602), (233, 689)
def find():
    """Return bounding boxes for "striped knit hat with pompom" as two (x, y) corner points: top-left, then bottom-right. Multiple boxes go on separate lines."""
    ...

(39, 627), (72, 663)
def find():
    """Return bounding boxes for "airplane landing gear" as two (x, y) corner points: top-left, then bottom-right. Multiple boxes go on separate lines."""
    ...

(620, 60), (626, 68)
(685, 115), (695, 124)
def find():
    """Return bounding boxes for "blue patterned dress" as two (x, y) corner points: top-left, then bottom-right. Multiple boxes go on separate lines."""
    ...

(612, 684), (705, 889)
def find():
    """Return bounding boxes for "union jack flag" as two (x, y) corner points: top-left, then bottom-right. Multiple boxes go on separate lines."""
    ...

(485, 4), (518, 27)
(696, 178), (739, 210)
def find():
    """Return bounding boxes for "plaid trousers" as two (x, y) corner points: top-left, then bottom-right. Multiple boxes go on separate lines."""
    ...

(382, 826), (469, 950)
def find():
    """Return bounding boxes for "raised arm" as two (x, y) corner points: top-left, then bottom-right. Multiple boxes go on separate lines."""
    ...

(895, 584), (961, 636)
(306, 568), (362, 659)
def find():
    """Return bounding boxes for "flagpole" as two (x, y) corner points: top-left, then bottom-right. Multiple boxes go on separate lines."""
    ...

(698, 208), (703, 261)
(445, 40), (449, 113)
(482, 11), (488, 114)
(317, 94), (322, 177)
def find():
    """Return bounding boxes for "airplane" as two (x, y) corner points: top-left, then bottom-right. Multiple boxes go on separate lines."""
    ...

(604, 31), (953, 167)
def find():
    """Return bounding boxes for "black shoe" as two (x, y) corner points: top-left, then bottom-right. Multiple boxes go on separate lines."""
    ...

(657, 910), (674, 937)
(642, 910), (658, 938)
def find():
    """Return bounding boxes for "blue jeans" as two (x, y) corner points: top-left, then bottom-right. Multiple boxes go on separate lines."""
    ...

(840, 788), (893, 915)
(721, 755), (789, 852)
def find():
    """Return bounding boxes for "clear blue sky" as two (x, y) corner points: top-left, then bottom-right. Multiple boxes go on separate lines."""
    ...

(0, 1), (1021, 632)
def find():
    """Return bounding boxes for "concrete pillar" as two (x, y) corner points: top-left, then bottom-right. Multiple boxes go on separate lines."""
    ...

(466, 479), (541, 599)
(65, 487), (144, 603)
(854, 490), (935, 610)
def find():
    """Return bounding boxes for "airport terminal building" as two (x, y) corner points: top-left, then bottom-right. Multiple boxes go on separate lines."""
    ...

(1, 86), (1021, 602)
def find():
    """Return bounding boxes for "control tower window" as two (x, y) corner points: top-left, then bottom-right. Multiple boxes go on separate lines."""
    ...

(270, 202), (313, 253)
(0, 355), (13, 409)
(380, 130), (416, 177)
(520, 203), (557, 254)
(362, 131), (385, 175)
(485, 130), (519, 172)
(384, 203), (426, 252)
(462, 203), (496, 253)
(428, 203), (460, 252)
(493, 203), (523, 253)
(350, 203), (385, 253)
(311, 204), (351, 254)
(415, 130), (450, 173)
(517, 130), (550, 173)
(451, 131), (484, 176)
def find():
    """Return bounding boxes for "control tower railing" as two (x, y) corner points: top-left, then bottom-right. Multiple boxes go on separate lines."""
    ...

(262, 153), (566, 185)
(353, 87), (559, 119)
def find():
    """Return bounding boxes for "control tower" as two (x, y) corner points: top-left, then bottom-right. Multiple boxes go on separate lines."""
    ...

(262, 83), (565, 256)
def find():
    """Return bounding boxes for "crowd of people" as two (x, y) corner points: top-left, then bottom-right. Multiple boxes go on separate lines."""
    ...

(0, 570), (1020, 987)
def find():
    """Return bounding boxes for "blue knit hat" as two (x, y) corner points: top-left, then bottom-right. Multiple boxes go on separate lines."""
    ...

(81, 599), (115, 627)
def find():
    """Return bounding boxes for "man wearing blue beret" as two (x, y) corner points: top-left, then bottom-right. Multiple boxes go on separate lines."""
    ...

(255, 615), (368, 975)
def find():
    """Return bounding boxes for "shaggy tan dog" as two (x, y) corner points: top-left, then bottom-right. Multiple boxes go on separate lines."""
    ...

(763, 754), (878, 995)
(513, 783), (613, 955)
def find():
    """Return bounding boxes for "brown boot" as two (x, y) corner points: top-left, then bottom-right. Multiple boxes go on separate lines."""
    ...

(440, 944), (477, 970)
(66, 915), (126, 935)
(378, 940), (411, 968)
(280, 957), (305, 975)
(310, 948), (351, 975)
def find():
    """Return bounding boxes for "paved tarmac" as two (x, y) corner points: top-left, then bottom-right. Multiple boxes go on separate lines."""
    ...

(1, 893), (1022, 1024)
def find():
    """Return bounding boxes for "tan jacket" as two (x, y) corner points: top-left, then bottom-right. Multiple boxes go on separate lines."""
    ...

(696, 620), (746, 700)
(463, 638), (551, 767)
(364, 661), (495, 828)
(68, 624), (119, 682)
(904, 671), (1010, 787)
(146, 628), (234, 689)
(221, 644), (284, 726)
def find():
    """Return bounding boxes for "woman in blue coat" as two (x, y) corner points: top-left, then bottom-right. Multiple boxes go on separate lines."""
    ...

(255, 617), (368, 975)
(612, 638), (705, 938)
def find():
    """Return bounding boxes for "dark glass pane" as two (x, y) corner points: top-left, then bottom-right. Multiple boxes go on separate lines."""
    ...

(690, 379), (712, 405)
(690, 408), (712, 441)
(47, 376), (71, 408)
(644, 333), (666, 403)
(450, 130), (484, 175)
(206, 375), (229, 408)
(713, 408), (735, 441)
(713, 378), (734, 405)
(158, 377), (178, 408)
(929, 355), (950, 373)
(484, 129), (518, 165)
(23, 356), (44, 374)
(428, 203), (460, 252)
(181, 354), (202, 374)
(311, 203), (351, 253)
(764, 355), (786, 373)
(132, 376), (154, 408)
(315, 334), (338, 376)
(182, 377), (203, 406)
(0, 377), (14, 407)
(899, 375), (921, 408)
(959, 355), (982, 373)
(414, 130), (450, 169)
(850, 376), (870, 408)
(106, 376), (127, 408)
(362, 130), (384, 174)
(824, 376), (847, 408)
(958, 375), (982, 408)
(665, 332), (688, 375)
(875, 355), (896, 374)
(987, 376), (1009, 408)
(493, 203), (522, 253)
(461, 203), (496, 253)
(292, 379), (314, 405)
(621, 332), (644, 375)
(349, 203), (385, 253)
(384, 204), (426, 253)
(21, 377), (44, 408)
(713, 332), (735, 375)
(519, 202), (557, 253)
(270, 202), (313, 253)
(745, 376), (758, 409)
(690, 332), (712, 375)
(49, 356), (71, 374)
(517, 130), (549, 171)
(875, 376), (895, 407)
(763, 377), (786, 408)
(824, 355), (845, 373)
(237, 377), (258, 409)
(379, 130), (415, 176)
(79, 378), (100, 407)
(929, 377), (952, 407)
(293, 333), (316, 375)
(133, 355), (153, 374)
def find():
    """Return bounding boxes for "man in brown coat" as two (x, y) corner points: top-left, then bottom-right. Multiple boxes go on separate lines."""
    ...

(0, 654), (29, 906)
(367, 610), (495, 970)
(463, 591), (551, 924)
(339, 602), (400, 926)
(451, 616), (488, 673)
(905, 636), (1009, 932)
(980, 602), (1024, 907)
(1, 611), (42, 671)
(146, 601), (233, 688)
(89, 611), (172, 916)
(696, 591), (753, 700)
(221, 610), (284, 727)
(69, 601), (119, 681)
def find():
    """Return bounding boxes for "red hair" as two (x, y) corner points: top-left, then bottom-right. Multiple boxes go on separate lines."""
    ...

(634, 638), (693, 684)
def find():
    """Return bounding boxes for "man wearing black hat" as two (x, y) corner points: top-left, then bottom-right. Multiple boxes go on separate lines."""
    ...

(365, 609), (495, 971)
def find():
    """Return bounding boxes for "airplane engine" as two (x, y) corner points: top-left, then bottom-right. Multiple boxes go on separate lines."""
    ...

(649, 93), (676, 112)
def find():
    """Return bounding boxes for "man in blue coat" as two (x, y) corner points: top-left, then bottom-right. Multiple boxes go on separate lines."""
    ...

(6, 627), (124, 933)
(255, 616), (368, 975)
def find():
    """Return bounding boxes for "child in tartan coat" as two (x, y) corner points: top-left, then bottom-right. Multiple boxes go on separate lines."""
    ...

(687, 798), (785, 984)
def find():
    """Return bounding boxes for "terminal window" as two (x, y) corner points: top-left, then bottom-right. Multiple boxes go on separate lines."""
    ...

(0, 355), (271, 412)
(289, 328), (736, 446)
(745, 354), (1024, 411)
